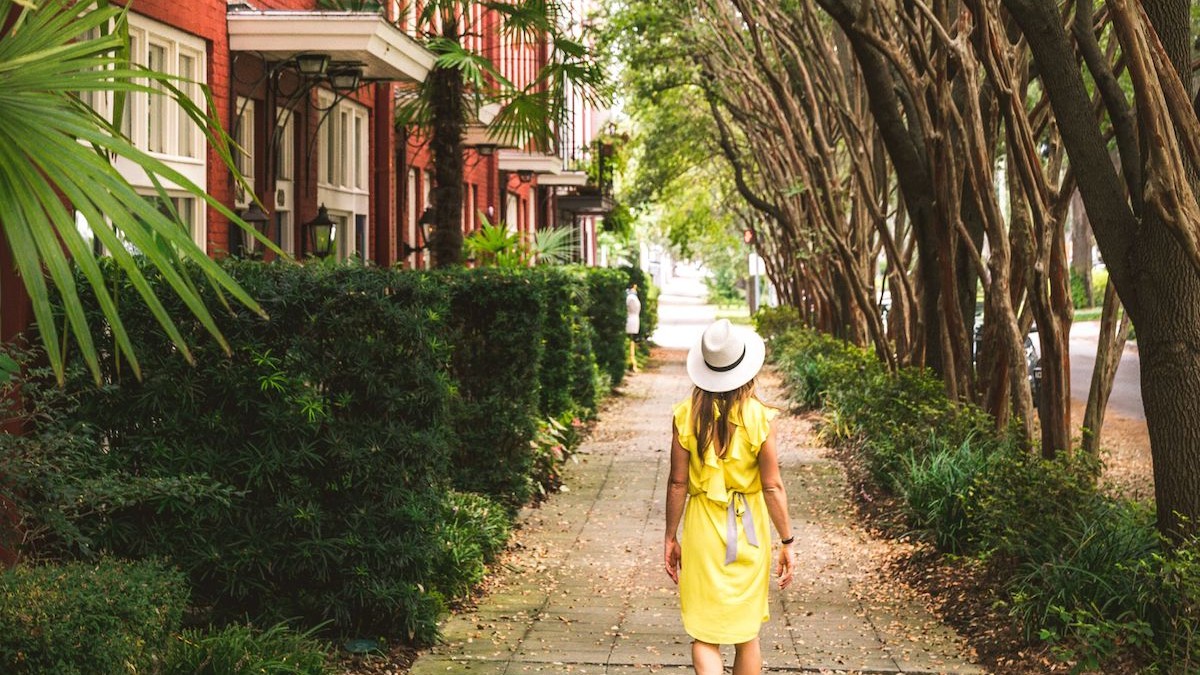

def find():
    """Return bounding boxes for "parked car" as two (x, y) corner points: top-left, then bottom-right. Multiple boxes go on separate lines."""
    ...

(973, 316), (1043, 405)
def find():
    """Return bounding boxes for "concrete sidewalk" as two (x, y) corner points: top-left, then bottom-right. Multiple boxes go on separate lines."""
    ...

(409, 352), (984, 674)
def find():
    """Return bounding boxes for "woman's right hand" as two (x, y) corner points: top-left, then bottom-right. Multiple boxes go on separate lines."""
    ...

(664, 537), (681, 584)
(776, 544), (794, 589)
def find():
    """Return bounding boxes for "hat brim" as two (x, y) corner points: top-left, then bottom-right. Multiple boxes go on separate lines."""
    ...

(686, 327), (766, 393)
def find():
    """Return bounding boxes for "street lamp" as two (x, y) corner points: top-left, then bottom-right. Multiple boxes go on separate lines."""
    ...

(328, 66), (363, 93)
(403, 207), (436, 256)
(306, 204), (336, 258)
(238, 202), (271, 256)
(294, 53), (330, 76)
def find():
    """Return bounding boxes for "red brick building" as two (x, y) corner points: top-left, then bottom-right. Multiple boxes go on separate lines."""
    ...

(1, 0), (610, 344)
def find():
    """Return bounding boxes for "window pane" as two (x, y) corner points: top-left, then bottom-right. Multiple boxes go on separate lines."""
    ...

(234, 98), (254, 181)
(122, 33), (139, 141)
(146, 43), (166, 153)
(354, 115), (364, 189)
(276, 108), (293, 180)
(339, 110), (350, 186)
(324, 113), (336, 184)
(177, 53), (196, 157)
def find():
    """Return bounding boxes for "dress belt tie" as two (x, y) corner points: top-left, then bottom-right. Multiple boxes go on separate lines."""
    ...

(725, 492), (759, 564)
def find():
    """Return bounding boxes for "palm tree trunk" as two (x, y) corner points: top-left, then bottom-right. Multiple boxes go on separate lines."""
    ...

(428, 16), (464, 267)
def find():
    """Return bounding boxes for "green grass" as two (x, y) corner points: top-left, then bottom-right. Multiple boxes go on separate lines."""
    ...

(714, 304), (753, 325)
(1074, 307), (1103, 322)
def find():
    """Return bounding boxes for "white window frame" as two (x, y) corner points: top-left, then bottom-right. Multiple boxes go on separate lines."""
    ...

(233, 97), (254, 207)
(103, 12), (208, 248)
(406, 169), (418, 265)
(275, 107), (296, 256)
(316, 92), (370, 261)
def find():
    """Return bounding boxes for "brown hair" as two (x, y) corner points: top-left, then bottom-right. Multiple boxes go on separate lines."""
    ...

(690, 379), (757, 461)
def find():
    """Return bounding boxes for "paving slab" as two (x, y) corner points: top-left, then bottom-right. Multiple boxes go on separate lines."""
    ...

(408, 287), (984, 675)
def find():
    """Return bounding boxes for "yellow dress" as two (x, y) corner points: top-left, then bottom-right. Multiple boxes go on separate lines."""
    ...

(672, 396), (778, 644)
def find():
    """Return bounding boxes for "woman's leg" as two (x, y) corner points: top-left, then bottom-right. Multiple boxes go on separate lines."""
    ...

(732, 637), (762, 675)
(691, 640), (723, 675)
(628, 338), (638, 372)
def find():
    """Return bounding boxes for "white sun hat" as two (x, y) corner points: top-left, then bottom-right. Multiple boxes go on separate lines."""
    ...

(686, 319), (766, 393)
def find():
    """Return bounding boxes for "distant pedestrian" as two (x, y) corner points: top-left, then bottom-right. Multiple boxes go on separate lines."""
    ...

(626, 284), (641, 372)
(664, 319), (795, 675)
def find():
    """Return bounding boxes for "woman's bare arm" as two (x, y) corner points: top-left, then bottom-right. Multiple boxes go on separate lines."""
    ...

(759, 425), (795, 588)
(664, 420), (689, 583)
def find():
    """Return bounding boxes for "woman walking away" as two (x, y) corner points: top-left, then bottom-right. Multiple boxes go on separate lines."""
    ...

(626, 284), (641, 372)
(664, 319), (795, 675)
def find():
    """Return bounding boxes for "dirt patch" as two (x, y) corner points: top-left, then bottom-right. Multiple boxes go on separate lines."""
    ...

(1068, 400), (1153, 500)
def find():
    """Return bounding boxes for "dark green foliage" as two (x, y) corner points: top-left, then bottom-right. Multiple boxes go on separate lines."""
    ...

(7, 260), (616, 647)
(967, 447), (1103, 561)
(900, 436), (990, 554)
(33, 260), (463, 641)
(770, 322), (1200, 670)
(435, 268), (546, 506)
(164, 621), (331, 675)
(0, 559), (188, 674)
(535, 267), (598, 418)
(1010, 500), (1159, 653)
(1070, 268), (1092, 309)
(429, 491), (512, 597)
(753, 306), (804, 341)
(588, 267), (632, 388)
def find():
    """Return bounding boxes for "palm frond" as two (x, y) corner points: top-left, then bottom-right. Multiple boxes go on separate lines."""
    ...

(0, 0), (266, 383)
(530, 226), (577, 265)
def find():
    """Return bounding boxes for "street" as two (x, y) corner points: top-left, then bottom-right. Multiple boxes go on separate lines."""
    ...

(1068, 321), (1145, 421)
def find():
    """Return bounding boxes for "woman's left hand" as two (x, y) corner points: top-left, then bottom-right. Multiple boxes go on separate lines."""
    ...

(664, 537), (681, 584)
(776, 545), (794, 589)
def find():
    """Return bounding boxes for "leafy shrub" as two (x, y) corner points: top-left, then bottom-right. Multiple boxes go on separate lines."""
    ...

(34, 260), (462, 640)
(754, 306), (804, 342)
(587, 268), (632, 389)
(0, 394), (237, 560)
(536, 268), (597, 418)
(0, 558), (187, 674)
(967, 447), (1102, 561)
(1070, 268), (1090, 309)
(900, 436), (990, 554)
(1009, 500), (1159, 668)
(165, 621), (331, 675)
(429, 491), (511, 598)
(436, 268), (546, 506)
(767, 321), (1200, 671)
(1133, 536), (1200, 671)
(705, 264), (744, 305)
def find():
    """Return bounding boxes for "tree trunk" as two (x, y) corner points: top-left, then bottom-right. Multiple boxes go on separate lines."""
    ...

(1070, 189), (1093, 307)
(428, 16), (464, 267)
(1081, 279), (1130, 455)
(1006, 0), (1200, 540)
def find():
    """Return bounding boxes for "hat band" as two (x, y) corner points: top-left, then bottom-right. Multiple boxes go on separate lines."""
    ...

(705, 346), (746, 373)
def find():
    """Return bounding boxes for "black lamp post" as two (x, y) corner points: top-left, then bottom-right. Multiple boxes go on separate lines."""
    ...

(238, 202), (270, 256)
(306, 204), (336, 258)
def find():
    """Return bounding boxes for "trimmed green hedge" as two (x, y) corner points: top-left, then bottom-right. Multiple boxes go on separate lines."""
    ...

(536, 268), (598, 418)
(436, 268), (547, 507)
(4, 260), (625, 648)
(32, 261), (461, 640)
(0, 559), (187, 674)
(588, 268), (631, 388)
